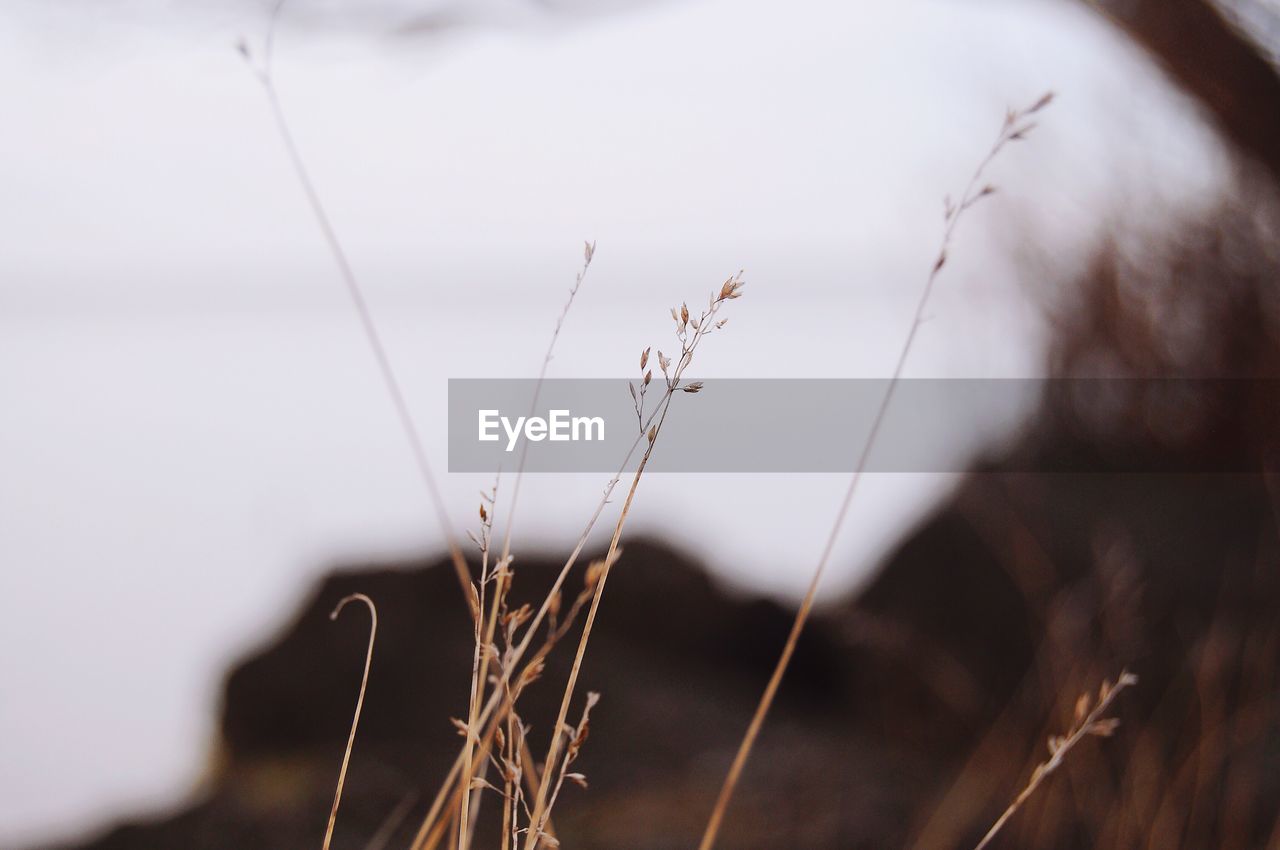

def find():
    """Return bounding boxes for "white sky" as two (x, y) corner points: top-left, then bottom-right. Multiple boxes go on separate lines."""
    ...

(0, 0), (1231, 844)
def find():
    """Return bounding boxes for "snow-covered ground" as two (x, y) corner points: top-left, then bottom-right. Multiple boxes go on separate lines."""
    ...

(0, 0), (1229, 844)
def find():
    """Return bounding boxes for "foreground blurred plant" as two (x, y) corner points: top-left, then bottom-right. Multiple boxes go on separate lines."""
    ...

(238, 2), (474, 606)
(974, 671), (1138, 850)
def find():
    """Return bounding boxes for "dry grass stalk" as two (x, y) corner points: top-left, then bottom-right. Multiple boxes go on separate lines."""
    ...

(421, 284), (734, 847)
(411, 401), (655, 848)
(497, 240), (596, 565)
(458, 478), (502, 849)
(323, 594), (378, 850)
(488, 557), (617, 848)
(239, 1), (475, 611)
(237, 38), (728, 830)
(410, 280), (741, 850)
(418, 552), (616, 850)
(409, 543), (621, 850)
(241, 12), (612, 848)
(411, 284), (732, 848)
(459, 243), (597, 850)
(521, 275), (745, 850)
(696, 93), (1055, 850)
(538, 692), (601, 842)
(972, 670), (1138, 850)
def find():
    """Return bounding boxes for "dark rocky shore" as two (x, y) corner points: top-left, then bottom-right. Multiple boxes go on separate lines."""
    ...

(48, 454), (1280, 848)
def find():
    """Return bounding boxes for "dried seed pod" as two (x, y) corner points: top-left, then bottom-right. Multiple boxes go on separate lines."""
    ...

(1074, 693), (1091, 723)
(1089, 718), (1121, 737)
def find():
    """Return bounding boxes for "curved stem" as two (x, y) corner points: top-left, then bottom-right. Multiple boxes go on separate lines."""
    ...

(323, 593), (378, 850)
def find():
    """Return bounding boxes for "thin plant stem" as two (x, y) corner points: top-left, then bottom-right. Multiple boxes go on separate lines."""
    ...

(458, 482), (497, 850)
(460, 246), (595, 850)
(522, 281), (738, 849)
(521, 417), (662, 849)
(409, 406), (665, 849)
(323, 594), (378, 850)
(972, 671), (1137, 850)
(363, 791), (419, 850)
(697, 93), (1055, 850)
(497, 243), (596, 564)
(244, 1), (473, 610)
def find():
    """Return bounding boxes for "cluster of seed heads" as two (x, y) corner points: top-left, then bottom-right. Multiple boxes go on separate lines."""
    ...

(936, 91), (1054, 275)
(629, 272), (745, 435)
